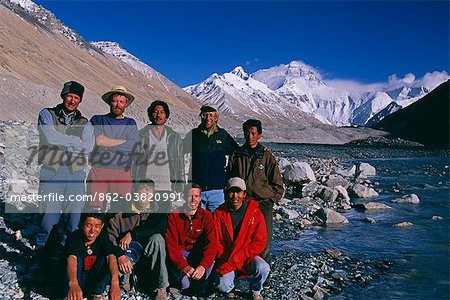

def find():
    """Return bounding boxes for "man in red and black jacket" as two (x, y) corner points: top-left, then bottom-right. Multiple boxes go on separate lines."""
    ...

(165, 183), (217, 296)
(213, 177), (270, 300)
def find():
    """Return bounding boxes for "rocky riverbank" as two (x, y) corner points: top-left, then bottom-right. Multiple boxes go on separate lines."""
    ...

(0, 120), (443, 299)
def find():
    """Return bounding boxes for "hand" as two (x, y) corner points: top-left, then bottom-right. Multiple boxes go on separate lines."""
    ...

(118, 255), (133, 274)
(181, 265), (195, 278)
(109, 283), (121, 300)
(119, 232), (132, 250)
(191, 265), (206, 280)
(67, 281), (83, 300)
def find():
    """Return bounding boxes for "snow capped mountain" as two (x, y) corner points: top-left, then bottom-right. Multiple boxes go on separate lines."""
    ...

(186, 60), (446, 126)
(3, 0), (90, 47)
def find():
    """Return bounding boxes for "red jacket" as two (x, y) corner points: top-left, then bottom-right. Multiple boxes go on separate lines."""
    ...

(213, 198), (267, 276)
(165, 207), (217, 271)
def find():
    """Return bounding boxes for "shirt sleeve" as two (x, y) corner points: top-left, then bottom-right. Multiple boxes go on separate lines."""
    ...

(38, 109), (82, 148)
(165, 213), (189, 271)
(70, 121), (95, 154)
(111, 120), (139, 153)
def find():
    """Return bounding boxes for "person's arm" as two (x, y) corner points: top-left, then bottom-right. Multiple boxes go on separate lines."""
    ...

(66, 255), (83, 300)
(199, 212), (218, 270)
(107, 254), (121, 300)
(96, 134), (126, 147)
(70, 121), (95, 154)
(267, 152), (285, 203)
(110, 122), (139, 153)
(38, 109), (82, 147)
(165, 213), (190, 271)
(244, 209), (267, 259)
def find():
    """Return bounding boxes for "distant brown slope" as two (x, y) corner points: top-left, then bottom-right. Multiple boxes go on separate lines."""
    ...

(372, 80), (449, 148)
(0, 4), (201, 128)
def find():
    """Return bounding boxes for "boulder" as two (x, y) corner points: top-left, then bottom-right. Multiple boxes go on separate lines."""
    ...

(302, 181), (320, 197)
(277, 157), (291, 172)
(317, 186), (338, 203)
(349, 184), (379, 198)
(313, 208), (349, 226)
(280, 207), (300, 220)
(324, 174), (350, 189)
(432, 215), (444, 220)
(360, 162), (376, 175)
(335, 186), (350, 201)
(335, 165), (356, 177)
(353, 202), (392, 211)
(283, 162), (316, 184)
(390, 194), (420, 204)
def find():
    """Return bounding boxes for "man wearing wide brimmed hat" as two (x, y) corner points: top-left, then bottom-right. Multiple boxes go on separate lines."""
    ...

(87, 85), (139, 212)
(183, 104), (238, 213)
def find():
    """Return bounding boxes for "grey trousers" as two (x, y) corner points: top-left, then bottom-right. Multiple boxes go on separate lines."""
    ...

(143, 233), (170, 289)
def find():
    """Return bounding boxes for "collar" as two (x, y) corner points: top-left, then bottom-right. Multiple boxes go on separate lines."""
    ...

(199, 124), (219, 136)
(55, 103), (82, 120)
(239, 143), (264, 157)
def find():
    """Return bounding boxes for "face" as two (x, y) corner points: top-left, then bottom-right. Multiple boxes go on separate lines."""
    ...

(150, 105), (167, 125)
(82, 217), (104, 243)
(226, 188), (246, 210)
(201, 111), (218, 131)
(137, 186), (154, 210)
(245, 126), (261, 148)
(62, 92), (81, 114)
(109, 94), (128, 117)
(187, 187), (201, 212)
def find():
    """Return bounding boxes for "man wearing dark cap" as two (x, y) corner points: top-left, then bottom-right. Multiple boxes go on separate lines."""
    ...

(227, 119), (284, 267)
(87, 85), (139, 212)
(183, 105), (238, 213)
(35, 81), (94, 258)
(213, 177), (269, 300)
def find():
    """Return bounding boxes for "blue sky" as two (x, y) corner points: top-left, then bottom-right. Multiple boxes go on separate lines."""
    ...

(34, 1), (449, 88)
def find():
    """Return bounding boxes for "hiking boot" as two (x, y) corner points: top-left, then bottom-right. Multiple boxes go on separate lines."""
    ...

(252, 293), (264, 300)
(155, 287), (167, 300)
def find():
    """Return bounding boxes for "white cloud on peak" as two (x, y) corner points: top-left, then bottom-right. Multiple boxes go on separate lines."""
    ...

(326, 70), (449, 93)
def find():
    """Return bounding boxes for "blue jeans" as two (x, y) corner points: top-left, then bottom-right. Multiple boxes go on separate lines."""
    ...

(63, 256), (110, 296)
(201, 189), (224, 213)
(169, 250), (214, 294)
(216, 256), (270, 294)
(36, 166), (86, 248)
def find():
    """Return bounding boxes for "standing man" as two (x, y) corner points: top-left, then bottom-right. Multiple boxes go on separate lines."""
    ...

(133, 100), (185, 200)
(36, 80), (94, 255)
(183, 105), (237, 212)
(227, 119), (284, 265)
(165, 184), (217, 297)
(107, 180), (169, 299)
(213, 177), (270, 300)
(88, 85), (139, 212)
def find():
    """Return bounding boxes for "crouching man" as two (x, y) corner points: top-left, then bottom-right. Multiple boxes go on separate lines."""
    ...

(213, 177), (270, 300)
(107, 180), (169, 299)
(64, 212), (121, 300)
(165, 184), (217, 297)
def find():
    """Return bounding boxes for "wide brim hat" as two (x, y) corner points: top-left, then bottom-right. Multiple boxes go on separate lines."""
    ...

(101, 85), (135, 106)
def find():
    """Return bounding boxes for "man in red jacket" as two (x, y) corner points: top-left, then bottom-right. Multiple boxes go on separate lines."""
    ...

(213, 177), (270, 300)
(165, 184), (217, 296)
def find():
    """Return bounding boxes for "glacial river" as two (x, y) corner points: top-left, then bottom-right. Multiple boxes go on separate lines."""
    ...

(269, 143), (449, 300)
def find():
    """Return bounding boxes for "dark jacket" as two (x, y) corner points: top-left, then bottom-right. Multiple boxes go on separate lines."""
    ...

(227, 143), (284, 204)
(38, 104), (88, 173)
(133, 125), (185, 193)
(107, 210), (168, 249)
(165, 207), (217, 271)
(213, 198), (266, 276)
(184, 125), (238, 191)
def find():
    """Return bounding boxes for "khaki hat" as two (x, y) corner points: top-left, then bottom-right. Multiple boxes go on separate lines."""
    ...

(225, 177), (246, 191)
(101, 85), (135, 105)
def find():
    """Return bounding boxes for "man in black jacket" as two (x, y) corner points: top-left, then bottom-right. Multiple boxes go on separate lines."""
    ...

(183, 105), (238, 212)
